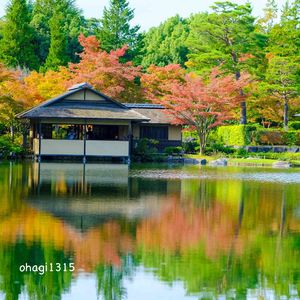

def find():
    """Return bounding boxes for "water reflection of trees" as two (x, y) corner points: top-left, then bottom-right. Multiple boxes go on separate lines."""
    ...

(0, 163), (300, 299)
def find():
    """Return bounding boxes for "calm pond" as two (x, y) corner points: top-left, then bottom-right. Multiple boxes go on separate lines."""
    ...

(0, 162), (300, 300)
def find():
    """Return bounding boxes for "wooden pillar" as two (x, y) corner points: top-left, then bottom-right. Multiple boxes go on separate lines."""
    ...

(83, 121), (87, 163)
(37, 160), (41, 195)
(128, 122), (132, 162)
(81, 159), (86, 196)
(38, 121), (42, 162)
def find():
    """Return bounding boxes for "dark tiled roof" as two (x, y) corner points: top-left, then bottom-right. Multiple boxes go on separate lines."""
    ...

(133, 108), (175, 124)
(17, 83), (174, 124)
(19, 106), (150, 121)
(123, 103), (165, 109)
(68, 82), (93, 91)
(17, 84), (128, 119)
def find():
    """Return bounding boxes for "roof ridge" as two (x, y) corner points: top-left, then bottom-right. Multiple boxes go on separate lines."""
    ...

(123, 103), (165, 109)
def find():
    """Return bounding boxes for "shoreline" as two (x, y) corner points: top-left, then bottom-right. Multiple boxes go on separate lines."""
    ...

(184, 155), (300, 168)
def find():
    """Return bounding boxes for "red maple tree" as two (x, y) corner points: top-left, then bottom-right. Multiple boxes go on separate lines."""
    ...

(68, 34), (143, 101)
(141, 64), (186, 99)
(145, 68), (250, 154)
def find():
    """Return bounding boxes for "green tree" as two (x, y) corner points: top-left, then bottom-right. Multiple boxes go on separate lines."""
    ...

(96, 0), (142, 63)
(268, 0), (300, 58)
(187, 2), (267, 124)
(260, 57), (299, 129)
(0, 18), (5, 40)
(31, 0), (84, 68)
(257, 0), (278, 34)
(0, 0), (38, 70)
(44, 12), (68, 70)
(260, 0), (300, 128)
(142, 15), (189, 68)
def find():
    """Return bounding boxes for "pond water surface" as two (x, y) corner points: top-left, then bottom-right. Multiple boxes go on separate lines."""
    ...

(0, 162), (300, 300)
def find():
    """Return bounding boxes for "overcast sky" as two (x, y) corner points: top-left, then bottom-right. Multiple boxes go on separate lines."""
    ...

(0, 0), (287, 31)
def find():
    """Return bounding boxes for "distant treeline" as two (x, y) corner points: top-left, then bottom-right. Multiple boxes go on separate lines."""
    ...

(0, 0), (299, 128)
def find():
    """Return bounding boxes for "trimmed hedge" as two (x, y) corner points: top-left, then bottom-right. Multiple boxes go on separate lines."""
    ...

(255, 130), (300, 146)
(216, 125), (300, 146)
(216, 125), (258, 146)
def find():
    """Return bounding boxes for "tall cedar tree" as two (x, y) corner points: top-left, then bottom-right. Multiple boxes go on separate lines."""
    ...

(31, 0), (84, 68)
(0, 0), (38, 69)
(142, 15), (189, 68)
(97, 0), (142, 63)
(187, 2), (267, 125)
(44, 12), (69, 70)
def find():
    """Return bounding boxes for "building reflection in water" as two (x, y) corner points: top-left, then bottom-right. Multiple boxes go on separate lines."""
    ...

(28, 162), (180, 231)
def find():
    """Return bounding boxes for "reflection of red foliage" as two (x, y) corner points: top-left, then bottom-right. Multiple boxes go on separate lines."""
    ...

(137, 199), (244, 258)
(0, 207), (134, 272)
(63, 222), (135, 271)
(0, 197), (246, 272)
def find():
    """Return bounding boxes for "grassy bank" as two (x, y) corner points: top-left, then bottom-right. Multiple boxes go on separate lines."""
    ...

(184, 154), (300, 167)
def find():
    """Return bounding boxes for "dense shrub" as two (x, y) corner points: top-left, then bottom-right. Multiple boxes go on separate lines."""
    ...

(216, 125), (258, 146)
(132, 138), (159, 161)
(164, 146), (183, 155)
(289, 121), (300, 130)
(182, 137), (199, 153)
(0, 122), (7, 135)
(0, 135), (24, 159)
(205, 143), (235, 155)
(235, 148), (249, 157)
(182, 131), (200, 153)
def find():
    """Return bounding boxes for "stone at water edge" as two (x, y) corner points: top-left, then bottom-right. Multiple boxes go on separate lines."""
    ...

(272, 161), (291, 168)
(199, 159), (207, 165)
(184, 158), (207, 165)
(209, 158), (228, 166)
(183, 158), (200, 165)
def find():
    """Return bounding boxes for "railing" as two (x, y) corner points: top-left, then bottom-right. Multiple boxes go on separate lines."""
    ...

(33, 139), (129, 157)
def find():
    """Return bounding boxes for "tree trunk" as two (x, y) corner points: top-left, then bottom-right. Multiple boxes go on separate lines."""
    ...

(22, 133), (27, 148)
(283, 97), (288, 130)
(10, 123), (14, 143)
(235, 70), (247, 125)
(240, 99), (247, 125)
(199, 144), (205, 155)
(198, 130), (206, 155)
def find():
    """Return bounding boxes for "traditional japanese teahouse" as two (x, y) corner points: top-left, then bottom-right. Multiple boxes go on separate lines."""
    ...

(18, 83), (182, 161)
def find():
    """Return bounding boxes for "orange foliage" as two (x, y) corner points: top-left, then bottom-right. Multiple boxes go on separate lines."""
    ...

(2, 34), (144, 108)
